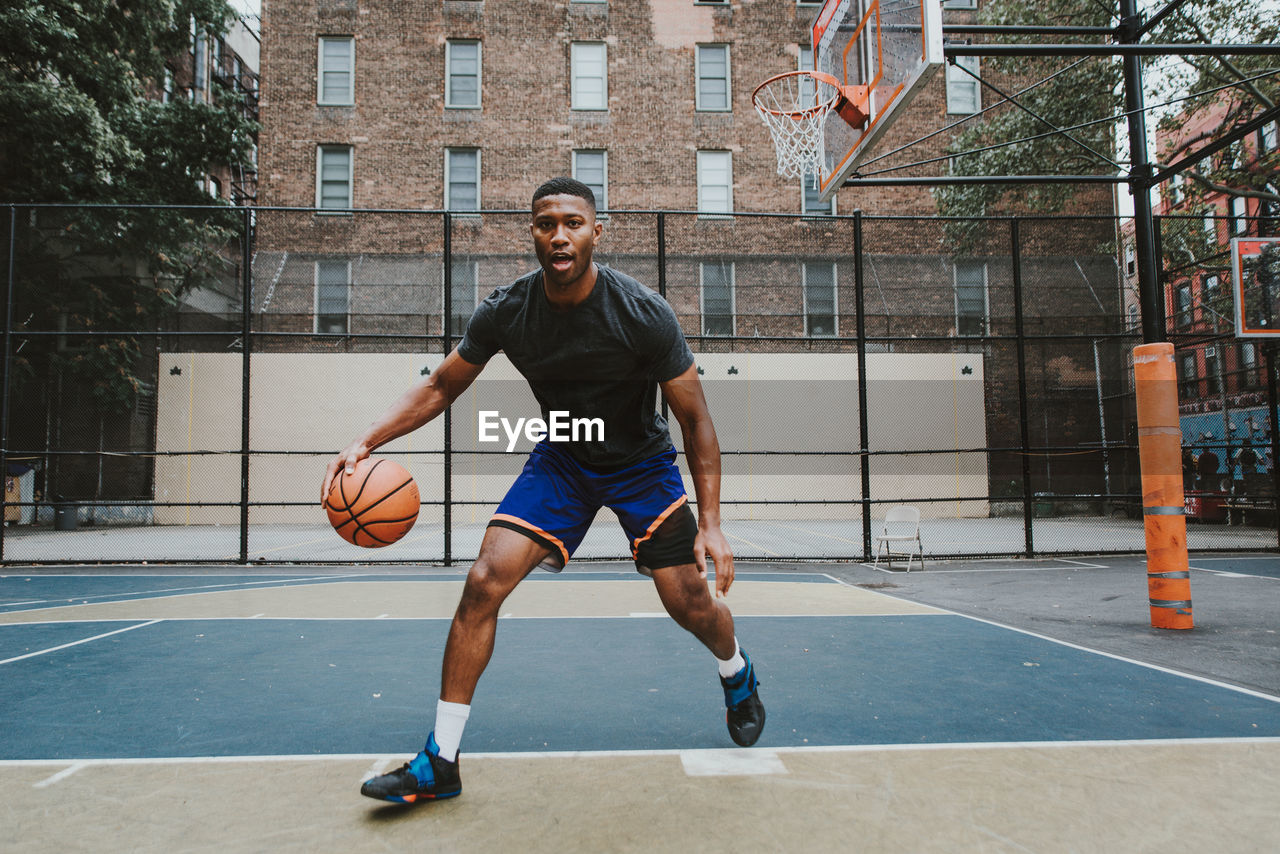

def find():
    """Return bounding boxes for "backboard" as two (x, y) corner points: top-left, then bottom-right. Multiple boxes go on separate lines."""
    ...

(1232, 237), (1280, 337)
(812, 0), (945, 201)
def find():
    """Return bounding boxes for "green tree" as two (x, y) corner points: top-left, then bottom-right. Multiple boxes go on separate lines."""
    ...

(935, 0), (1279, 226)
(1, 0), (256, 410)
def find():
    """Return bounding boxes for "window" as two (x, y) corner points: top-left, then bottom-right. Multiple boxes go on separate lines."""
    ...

(162, 67), (175, 103)
(1175, 283), (1192, 328)
(1125, 241), (1136, 276)
(1127, 303), (1140, 330)
(1241, 341), (1259, 387)
(804, 262), (837, 336)
(316, 145), (352, 210)
(696, 45), (731, 111)
(701, 262), (734, 336)
(449, 258), (478, 336)
(797, 0), (823, 5)
(942, 0), (978, 8)
(1230, 196), (1249, 235)
(798, 45), (817, 108)
(1205, 346), (1222, 395)
(571, 42), (608, 110)
(1166, 172), (1183, 207)
(446, 40), (481, 109)
(445, 148), (480, 211)
(803, 181), (834, 215)
(697, 150), (733, 216)
(1178, 352), (1197, 397)
(316, 260), (350, 334)
(946, 55), (981, 115)
(1261, 120), (1279, 152)
(1203, 211), (1217, 243)
(572, 149), (608, 213)
(954, 261), (987, 336)
(318, 37), (354, 105)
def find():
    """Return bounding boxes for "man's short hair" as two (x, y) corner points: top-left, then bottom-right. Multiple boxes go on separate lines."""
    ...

(532, 177), (596, 214)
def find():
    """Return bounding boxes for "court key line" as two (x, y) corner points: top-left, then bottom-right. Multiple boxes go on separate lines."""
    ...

(0, 620), (163, 666)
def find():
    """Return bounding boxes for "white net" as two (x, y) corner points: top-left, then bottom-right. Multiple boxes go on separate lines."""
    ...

(752, 72), (837, 183)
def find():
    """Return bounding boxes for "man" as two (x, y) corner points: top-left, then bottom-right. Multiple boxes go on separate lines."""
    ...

(323, 178), (764, 804)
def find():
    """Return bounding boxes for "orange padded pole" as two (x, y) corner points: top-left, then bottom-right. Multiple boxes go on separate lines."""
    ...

(1133, 343), (1194, 629)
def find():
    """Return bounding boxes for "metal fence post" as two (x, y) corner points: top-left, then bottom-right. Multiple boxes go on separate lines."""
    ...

(239, 206), (252, 564)
(1011, 218), (1034, 557)
(1267, 343), (1280, 548)
(854, 210), (871, 559)
(658, 212), (669, 423)
(1, 207), (14, 561)
(443, 211), (453, 566)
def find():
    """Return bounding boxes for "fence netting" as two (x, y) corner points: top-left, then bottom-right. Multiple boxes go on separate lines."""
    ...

(3, 205), (1276, 564)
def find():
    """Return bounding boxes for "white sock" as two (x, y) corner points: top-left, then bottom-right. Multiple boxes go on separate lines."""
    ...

(716, 638), (745, 679)
(433, 700), (470, 762)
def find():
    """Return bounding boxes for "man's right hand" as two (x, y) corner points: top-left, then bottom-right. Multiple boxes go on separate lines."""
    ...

(321, 441), (371, 506)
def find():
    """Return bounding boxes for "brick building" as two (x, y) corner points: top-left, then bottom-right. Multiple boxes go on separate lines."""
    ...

(248, 0), (1127, 505)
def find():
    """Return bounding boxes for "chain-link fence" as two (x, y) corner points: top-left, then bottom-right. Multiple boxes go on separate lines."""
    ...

(3, 204), (1277, 565)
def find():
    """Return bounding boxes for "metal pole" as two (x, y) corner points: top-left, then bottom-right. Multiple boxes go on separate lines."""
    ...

(1, 207), (14, 561)
(658, 212), (669, 424)
(1119, 0), (1164, 345)
(1012, 219), (1034, 556)
(443, 211), (452, 566)
(853, 210), (872, 560)
(1267, 344), (1280, 547)
(239, 206), (252, 564)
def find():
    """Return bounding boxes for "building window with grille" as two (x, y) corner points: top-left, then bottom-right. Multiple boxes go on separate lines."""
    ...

(446, 40), (481, 109)
(1261, 120), (1279, 153)
(1241, 340), (1259, 387)
(1125, 241), (1136, 276)
(697, 150), (733, 216)
(696, 45), (731, 111)
(804, 262), (837, 336)
(701, 261), (734, 336)
(316, 260), (350, 334)
(449, 258), (478, 337)
(571, 42), (608, 110)
(572, 149), (608, 213)
(946, 55), (980, 115)
(445, 148), (480, 211)
(318, 37), (354, 105)
(1205, 346), (1222, 395)
(954, 261), (987, 336)
(316, 145), (352, 211)
(1203, 210), (1218, 243)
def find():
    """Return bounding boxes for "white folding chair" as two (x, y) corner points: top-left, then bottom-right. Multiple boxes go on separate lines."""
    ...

(872, 505), (924, 572)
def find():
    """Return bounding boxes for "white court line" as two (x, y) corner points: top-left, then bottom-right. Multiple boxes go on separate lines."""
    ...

(0, 620), (162, 666)
(822, 574), (1280, 705)
(33, 763), (87, 788)
(1054, 558), (1109, 569)
(5, 736), (1280, 772)
(1190, 566), (1279, 580)
(0, 574), (367, 611)
(358, 757), (396, 784)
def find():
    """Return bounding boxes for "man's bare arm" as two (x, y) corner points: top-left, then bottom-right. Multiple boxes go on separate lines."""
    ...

(321, 349), (485, 502)
(660, 362), (735, 596)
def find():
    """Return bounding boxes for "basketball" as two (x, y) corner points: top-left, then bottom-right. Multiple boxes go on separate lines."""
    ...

(325, 457), (420, 548)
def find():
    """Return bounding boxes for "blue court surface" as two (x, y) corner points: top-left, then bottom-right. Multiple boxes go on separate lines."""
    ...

(2, 570), (1279, 762)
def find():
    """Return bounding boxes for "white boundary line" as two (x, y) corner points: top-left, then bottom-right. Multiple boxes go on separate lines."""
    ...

(5, 736), (1280, 770)
(823, 574), (1280, 705)
(0, 574), (367, 612)
(0, 620), (163, 666)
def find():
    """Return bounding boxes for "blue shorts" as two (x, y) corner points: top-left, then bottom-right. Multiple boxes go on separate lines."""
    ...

(489, 442), (697, 574)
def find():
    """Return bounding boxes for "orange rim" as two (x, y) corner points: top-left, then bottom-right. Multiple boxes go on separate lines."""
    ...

(751, 70), (842, 120)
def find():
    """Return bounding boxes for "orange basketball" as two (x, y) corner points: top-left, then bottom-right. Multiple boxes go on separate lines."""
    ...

(325, 457), (420, 548)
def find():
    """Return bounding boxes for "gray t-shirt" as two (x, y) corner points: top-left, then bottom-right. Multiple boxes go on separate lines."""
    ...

(457, 264), (694, 468)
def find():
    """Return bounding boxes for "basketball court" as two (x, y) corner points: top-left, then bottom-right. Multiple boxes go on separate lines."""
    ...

(3, 557), (1278, 851)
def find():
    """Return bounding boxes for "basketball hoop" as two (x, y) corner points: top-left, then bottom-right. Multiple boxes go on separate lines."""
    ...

(751, 70), (869, 184)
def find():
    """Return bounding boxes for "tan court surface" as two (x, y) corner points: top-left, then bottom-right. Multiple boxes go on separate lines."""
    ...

(5, 741), (1279, 853)
(0, 579), (944, 624)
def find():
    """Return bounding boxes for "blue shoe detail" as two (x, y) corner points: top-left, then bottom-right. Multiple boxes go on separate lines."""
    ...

(360, 731), (462, 802)
(721, 650), (758, 708)
(407, 733), (441, 787)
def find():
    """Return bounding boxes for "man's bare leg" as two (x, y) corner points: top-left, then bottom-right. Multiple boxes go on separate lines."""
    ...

(441, 525), (553, 703)
(650, 562), (765, 747)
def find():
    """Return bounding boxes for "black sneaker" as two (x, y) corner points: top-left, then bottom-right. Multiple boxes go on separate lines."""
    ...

(720, 649), (765, 747)
(360, 733), (461, 804)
